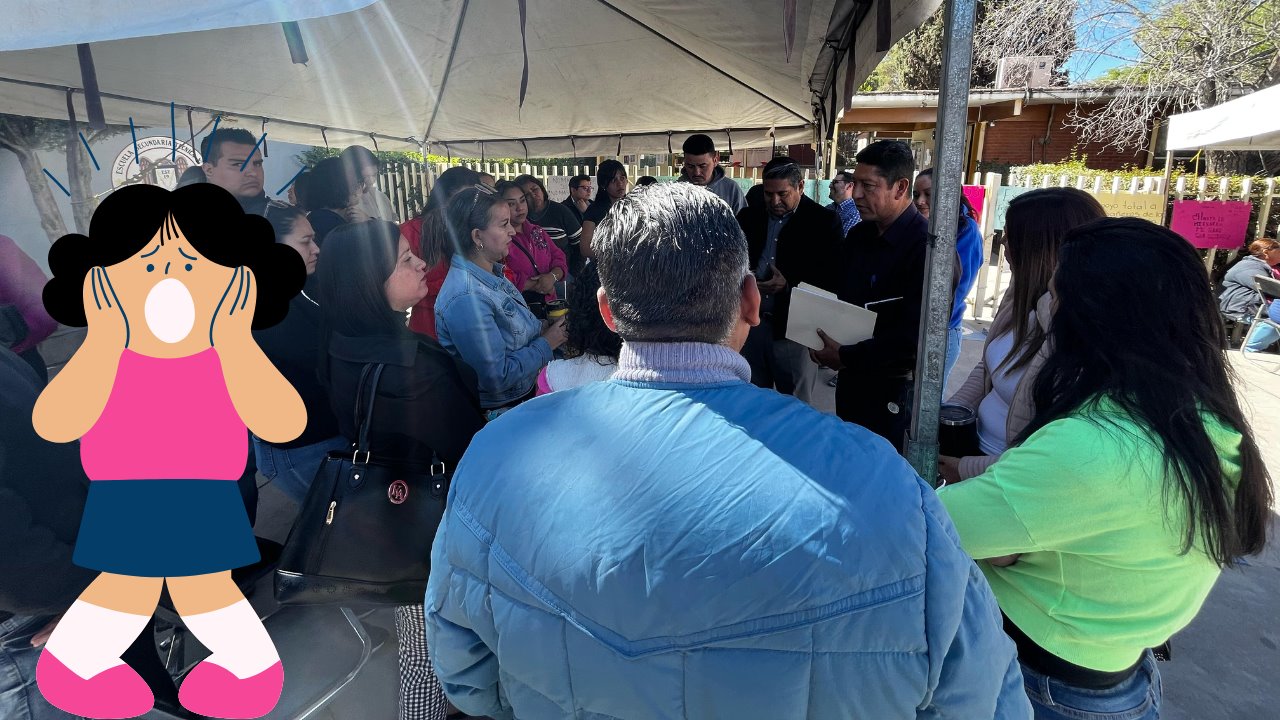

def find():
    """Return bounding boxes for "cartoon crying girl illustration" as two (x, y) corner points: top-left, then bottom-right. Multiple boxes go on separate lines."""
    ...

(31, 182), (307, 719)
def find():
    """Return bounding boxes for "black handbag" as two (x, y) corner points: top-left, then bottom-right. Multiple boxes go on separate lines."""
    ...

(274, 363), (450, 606)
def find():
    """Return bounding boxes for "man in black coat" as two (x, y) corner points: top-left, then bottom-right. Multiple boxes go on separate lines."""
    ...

(812, 140), (931, 452)
(736, 158), (844, 404)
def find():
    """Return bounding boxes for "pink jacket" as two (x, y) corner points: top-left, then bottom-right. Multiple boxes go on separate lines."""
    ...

(0, 235), (57, 353)
(504, 221), (568, 302)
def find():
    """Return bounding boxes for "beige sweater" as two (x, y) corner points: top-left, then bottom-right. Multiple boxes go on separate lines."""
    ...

(945, 290), (1054, 480)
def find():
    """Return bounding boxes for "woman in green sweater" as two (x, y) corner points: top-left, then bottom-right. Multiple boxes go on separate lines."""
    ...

(939, 218), (1272, 720)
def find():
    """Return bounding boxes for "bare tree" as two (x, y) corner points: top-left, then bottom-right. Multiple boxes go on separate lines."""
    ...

(1064, 0), (1280, 174)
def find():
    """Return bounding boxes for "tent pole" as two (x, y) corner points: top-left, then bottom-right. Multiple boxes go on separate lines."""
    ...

(1159, 150), (1174, 225)
(906, 0), (978, 484)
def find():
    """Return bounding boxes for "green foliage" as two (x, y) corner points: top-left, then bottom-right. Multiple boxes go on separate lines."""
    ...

(1008, 153), (1272, 196)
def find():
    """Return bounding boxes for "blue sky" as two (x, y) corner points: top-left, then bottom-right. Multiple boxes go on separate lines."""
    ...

(1061, 1), (1145, 82)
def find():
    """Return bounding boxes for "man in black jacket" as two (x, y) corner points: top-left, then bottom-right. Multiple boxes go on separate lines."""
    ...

(202, 127), (271, 216)
(812, 140), (929, 452)
(736, 158), (843, 404)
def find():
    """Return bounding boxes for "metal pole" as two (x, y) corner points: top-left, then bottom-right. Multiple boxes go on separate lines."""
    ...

(906, 0), (978, 483)
(1159, 150), (1174, 226)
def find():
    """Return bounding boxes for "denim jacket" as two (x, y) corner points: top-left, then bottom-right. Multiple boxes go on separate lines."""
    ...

(435, 255), (552, 408)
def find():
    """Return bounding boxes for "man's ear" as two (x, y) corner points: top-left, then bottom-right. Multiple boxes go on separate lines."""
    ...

(202, 163), (214, 179)
(896, 177), (912, 200)
(741, 273), (761, 328)
(597, 286), (618, 332)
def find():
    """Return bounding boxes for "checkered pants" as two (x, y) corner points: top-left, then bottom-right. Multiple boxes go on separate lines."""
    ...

(395, 604), (449, 720)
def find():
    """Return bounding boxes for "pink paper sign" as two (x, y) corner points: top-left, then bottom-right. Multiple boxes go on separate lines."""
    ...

(962, 185), (986, 219)
(1171, 200), (1252, 249)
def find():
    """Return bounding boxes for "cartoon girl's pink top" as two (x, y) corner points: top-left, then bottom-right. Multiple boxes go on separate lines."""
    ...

(80, 348), (246, 480)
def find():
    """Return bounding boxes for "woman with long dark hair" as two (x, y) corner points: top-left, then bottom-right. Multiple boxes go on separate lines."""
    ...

(579, 160), (628, 259)
(939, 218), (1272, 719)
(435, 187), (567, 418)
(535, 261), (621, 394)
(315, 220), (484, 720)
(251, 205), (345, 504)
(401, 166), (481, 337)
(940, 188), (1107, 482)
(303, 157), (364, 246)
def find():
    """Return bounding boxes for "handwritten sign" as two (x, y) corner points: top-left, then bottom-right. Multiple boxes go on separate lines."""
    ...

(1170, 200), (1252, 249)
(1086, 191), (1166, 223)
(993, 186), (1032, 230)
(963, 185), (987, 220)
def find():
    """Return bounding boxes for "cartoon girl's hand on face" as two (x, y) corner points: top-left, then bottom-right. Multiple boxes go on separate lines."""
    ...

(210, 266), (257, 352)
(82, 267), (130, 351)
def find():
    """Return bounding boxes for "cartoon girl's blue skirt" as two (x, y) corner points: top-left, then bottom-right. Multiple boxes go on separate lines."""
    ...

(73, 479), (259, 577)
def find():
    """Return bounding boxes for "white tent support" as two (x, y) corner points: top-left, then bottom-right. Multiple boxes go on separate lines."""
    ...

(906, 0), (979, 483)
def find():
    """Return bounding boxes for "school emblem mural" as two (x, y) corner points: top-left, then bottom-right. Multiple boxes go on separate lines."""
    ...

(111, 136), (201, 190)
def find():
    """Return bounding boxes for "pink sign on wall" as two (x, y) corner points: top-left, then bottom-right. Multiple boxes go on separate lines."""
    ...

(962, 185), (986, 220)
(1170, 200), (1252, 249)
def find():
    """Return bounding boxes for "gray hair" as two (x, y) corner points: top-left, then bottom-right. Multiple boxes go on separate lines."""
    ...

(593, 183), (749, 344)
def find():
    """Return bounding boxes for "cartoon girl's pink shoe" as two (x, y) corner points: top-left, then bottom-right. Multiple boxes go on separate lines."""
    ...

(179, 660), (283, 719)
(36, 650), (154, 719)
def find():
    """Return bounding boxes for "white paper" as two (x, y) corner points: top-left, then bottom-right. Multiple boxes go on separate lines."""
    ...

(785, 285), (877, 351)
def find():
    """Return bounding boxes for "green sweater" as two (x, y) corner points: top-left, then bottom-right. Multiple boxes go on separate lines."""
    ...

(938, 399), (1237, 671)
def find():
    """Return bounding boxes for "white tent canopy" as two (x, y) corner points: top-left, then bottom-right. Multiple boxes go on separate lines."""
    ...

(1167, 84), (1280, 152)
(0, 0), (939, 156)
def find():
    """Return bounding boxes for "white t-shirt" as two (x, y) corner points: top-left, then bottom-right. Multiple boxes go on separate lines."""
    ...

(976, 329), (1028, 455)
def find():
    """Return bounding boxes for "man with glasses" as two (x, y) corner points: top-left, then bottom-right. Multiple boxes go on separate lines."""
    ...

(563, 175), (593, 223)
(828, 170), (861, 235)
(679, 134), (746, 213)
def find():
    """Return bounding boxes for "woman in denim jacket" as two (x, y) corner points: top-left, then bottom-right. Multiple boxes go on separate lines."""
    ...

(435, 187), (568, 417)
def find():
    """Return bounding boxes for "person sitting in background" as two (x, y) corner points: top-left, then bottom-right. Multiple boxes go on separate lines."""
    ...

(435, 186), (567, 418)
(634, 175), (658, 187)
(251, 205), (345, 504)
(304, 157), (365, 245)
(496, 181), (568, 311)
(340, 145), (398, 221)
(939, 218), (1272, 719)
(516, 174), (582, 265)
(563, 174), (592, 222)
(315, 220), (485, 720)
(940, 188), (1106, 484)
(536, 261), (620, 394)
(678, 133), (746, 212)
(1244, 290), (1280, 352)
(912, 167), (985, 385)
(201, 128), (269, 216)
(0, 234), (58, 383)
(1219, 238), (1280, 351)
(580, 160), (628, 259)
(402, 167), (481, 338)
(425, 182), (1029, 720)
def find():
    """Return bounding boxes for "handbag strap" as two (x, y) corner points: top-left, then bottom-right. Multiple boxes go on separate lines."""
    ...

(511, 236), (540, 274)
(353, 363), (386, 459)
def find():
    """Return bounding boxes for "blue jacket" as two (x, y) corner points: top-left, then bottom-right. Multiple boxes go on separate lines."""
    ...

(435, 254), (552, 408)
(951, 215), (984, 329)
(426, 342), (1030, 720)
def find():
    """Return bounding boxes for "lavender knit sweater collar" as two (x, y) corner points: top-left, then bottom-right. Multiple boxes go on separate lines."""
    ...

(612, 341), (751, 385)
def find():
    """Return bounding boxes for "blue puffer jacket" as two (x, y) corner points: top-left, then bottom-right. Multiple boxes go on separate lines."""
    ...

(426, 343), (1030, 720)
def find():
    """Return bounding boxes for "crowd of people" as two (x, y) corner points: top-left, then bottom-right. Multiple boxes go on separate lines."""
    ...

(0, 125), (1274, 720)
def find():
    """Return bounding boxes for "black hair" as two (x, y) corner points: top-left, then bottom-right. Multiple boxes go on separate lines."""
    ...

(444, 186), (505, 259)
(340, 145), (378, 170)
(514, 174), (550, 206)
(833, 170), (855, 184)
(266, 204), (308, 243)
(915, 168), (977, 220)
(303, 157), (354, 212)
(682, 133), (716, 156)
(595, 160), (626, 205)
(424, 166), (481, 214)
(856, 140), (915, 186)
(315, 220), (406, 339)
(1021, 217), (1272, 567)
(635, 176), (658, 187)
(201, 128), (258, 166)
(292, 171), (312, 208)
(177, 166), (207, 188)
(762, 157), (803, 188)
(44, 183), (303, 329)
(494, 180), (525, 198)
(569, 174), (591, 191)
(564, 261), (621, 362)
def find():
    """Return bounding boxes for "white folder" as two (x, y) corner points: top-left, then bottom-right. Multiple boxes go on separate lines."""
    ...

(784, 283), (877, 351)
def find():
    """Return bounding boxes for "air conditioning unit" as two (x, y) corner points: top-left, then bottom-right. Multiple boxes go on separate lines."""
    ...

(996, 56), (1054, 89)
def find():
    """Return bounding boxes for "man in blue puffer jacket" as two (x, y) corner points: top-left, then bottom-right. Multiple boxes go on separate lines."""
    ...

(425, 183), (1031, 720)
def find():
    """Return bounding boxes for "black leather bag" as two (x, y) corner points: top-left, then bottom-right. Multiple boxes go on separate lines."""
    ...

(274, 363), (450, 607)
